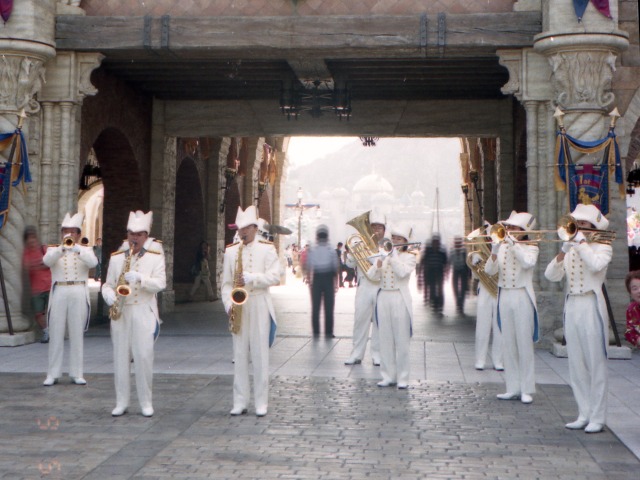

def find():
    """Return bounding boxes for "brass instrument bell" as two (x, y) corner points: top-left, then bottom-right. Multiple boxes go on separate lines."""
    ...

(63, 236), (75, 248)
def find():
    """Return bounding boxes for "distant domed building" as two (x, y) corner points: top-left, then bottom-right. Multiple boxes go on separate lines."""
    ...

(353, 173), (394, 210)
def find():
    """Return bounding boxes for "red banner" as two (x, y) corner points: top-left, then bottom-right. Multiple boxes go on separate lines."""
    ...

(590, 0), (612, 19)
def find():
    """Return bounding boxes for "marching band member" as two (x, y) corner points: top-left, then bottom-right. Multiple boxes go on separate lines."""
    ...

(344, 211), (386, 366)
(222, 206), (279, 417)
(368, 224), (416, 389)
(470, 223), (503, 371)
(484, 211), (539, 404)
(102, 211), (166, 417)
(545, 204), (612, 433)
(43, 212), (97, 386)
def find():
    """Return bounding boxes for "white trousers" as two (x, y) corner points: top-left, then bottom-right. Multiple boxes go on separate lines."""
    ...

(475, 286), (502, 368)
(377, 291), (411, 385)
(189, 275), (214, 299)
(232, 296), (271, 411)
(47, 285), (88, 379)
(499, 288), (536, 395)
(349, 283), (380, 362)
(565, 294), (608, 425)
(111, 304), (157, 410)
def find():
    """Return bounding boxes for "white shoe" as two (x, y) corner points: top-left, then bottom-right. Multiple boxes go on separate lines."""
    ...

(377, 381), (397, 387)
(497, 392), (519, 400)
(372, 359), (381, 366)
(520, 394), (533, 404)
(585, 423), (604, 434)
(256, 407), (267, 417)
(494, 365), (504, 371)
(111, 406), (128, 417)
(230, 407), (248, 416)
(397, 383), (408, 390)
(344, 358), (362, 365)
(565, 418), (589, 430)
(71, 377), (87, 385)
(475, 364), (485, 370)
(141, 407), (154, 417)
(43, 376), (58, 386)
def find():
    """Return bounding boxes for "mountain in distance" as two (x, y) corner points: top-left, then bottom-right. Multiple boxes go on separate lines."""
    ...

(286, 138), (463, 210)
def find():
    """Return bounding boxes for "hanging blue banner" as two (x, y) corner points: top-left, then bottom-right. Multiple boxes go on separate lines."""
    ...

(567, 163), (608, 214)
(0, 129), (31, 230)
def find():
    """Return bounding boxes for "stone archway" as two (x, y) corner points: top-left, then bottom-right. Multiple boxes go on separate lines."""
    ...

(173, 157), (205, 297)
(92, 128), (144, 265)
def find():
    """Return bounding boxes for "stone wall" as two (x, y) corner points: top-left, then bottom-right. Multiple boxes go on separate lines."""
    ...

(80, 0), (516, 17)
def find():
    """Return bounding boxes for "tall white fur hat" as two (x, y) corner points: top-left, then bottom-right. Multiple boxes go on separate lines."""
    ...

(369, 209), (386, 228)
(390, 223), (412, 242)
(503, 210), (536, 231)
(571, 203), (609, 230)
(127, 210), (153, 233)
(61, 212), (84, 230)
(235, 206), (259, 230)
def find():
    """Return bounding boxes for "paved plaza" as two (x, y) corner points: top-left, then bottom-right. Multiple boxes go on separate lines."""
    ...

(1, 274), (639, 479)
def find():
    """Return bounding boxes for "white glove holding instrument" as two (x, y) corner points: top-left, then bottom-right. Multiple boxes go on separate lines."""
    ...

(574, 231), (587, 244)
(124, 271), (142, 284)
(243, 272), (256, 285)
(561, 242), (574, 254)
(471, 253), (483, 266)
(102, 289), (116, 306)
(491, 242), (501, 256)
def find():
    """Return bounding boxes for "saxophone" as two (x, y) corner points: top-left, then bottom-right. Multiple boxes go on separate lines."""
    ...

(465, 228), (498, 298)
(228, 243), (248, 334)
(109, 245), (134, 320)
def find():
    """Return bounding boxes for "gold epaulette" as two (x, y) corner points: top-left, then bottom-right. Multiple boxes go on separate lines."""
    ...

(146, 250), (162, 255)
(48, 244), (60, 248)
(226, 241), (240, 248)
(408, 250), (419, 256)
(155, 239), (163, 244)
(259, 239), (273, 245)
(111, 250), (126, 256)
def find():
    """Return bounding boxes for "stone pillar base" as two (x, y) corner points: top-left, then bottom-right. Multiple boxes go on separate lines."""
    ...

(0, 331), (36, 347)
(552, 342), (632, 359)
(159, 290), (175, 314)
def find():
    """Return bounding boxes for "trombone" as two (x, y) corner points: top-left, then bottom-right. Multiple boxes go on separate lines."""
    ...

(367, 239), (422, 260)
(556, 214), (616, 245)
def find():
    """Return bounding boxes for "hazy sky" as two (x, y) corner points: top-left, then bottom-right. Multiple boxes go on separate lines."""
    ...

(287, 136), (358, 167)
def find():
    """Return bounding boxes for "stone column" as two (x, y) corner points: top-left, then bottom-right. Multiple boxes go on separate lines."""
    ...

(0, 1), (56, 344)
(160, 136), (177, 312)
(534, 0), (630, 343)
(37, 52), (104, 244)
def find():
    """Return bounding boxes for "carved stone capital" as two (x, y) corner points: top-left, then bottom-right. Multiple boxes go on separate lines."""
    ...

(547, 49), (617, 111)
(77, 53), (105, 99)
(39, 52), (104, 104)
(497, 49), (522, 99)
(0, 54), (46, 114)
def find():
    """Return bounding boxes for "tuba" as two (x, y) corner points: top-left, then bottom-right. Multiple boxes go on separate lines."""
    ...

(229, 244), (247, 334)
(465, 227), (499, 298)
(346, 211), (380, 281)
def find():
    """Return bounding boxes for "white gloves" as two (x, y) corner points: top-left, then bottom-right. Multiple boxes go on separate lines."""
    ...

(471, 253), (483, 266)
(561, 242), (574, 254)
(505, 234), (515, 246)
(124, 271), (142, 284)
(491, 242), (501, 255)
(71, 244), (81, 253)
(102, 289), (116, 306)
(243, 272), (256, 284)
(574, 231), (586, 244)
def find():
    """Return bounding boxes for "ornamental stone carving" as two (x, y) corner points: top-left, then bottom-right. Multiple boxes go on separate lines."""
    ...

(0, 55), (46, 113)
(547, 50), (617, 111)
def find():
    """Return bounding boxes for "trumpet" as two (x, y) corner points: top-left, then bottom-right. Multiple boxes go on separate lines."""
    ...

(63, 236), (75, 248)
(379, 238), (421, 253)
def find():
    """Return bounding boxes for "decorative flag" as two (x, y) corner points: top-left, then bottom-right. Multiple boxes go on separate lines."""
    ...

(573, 0), (612, 21)
(554, 126), (622, 216)
(0, 0), (12, 23)
(0, 129), (32, 229)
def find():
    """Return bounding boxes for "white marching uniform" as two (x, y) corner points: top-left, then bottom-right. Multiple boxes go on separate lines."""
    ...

(485, 242), (539, 396)
(102, 238), (166, 412)
(474, 281), (502, 370)
(545, 242), (612, 426)
(346, 254), (381, 364)
(43, 244), (97, 380)
(368, 250), (416, 385)
(222, 239), (279, 413)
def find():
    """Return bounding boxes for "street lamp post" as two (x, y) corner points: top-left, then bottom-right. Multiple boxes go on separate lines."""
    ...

(285, 187), (320, 248)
